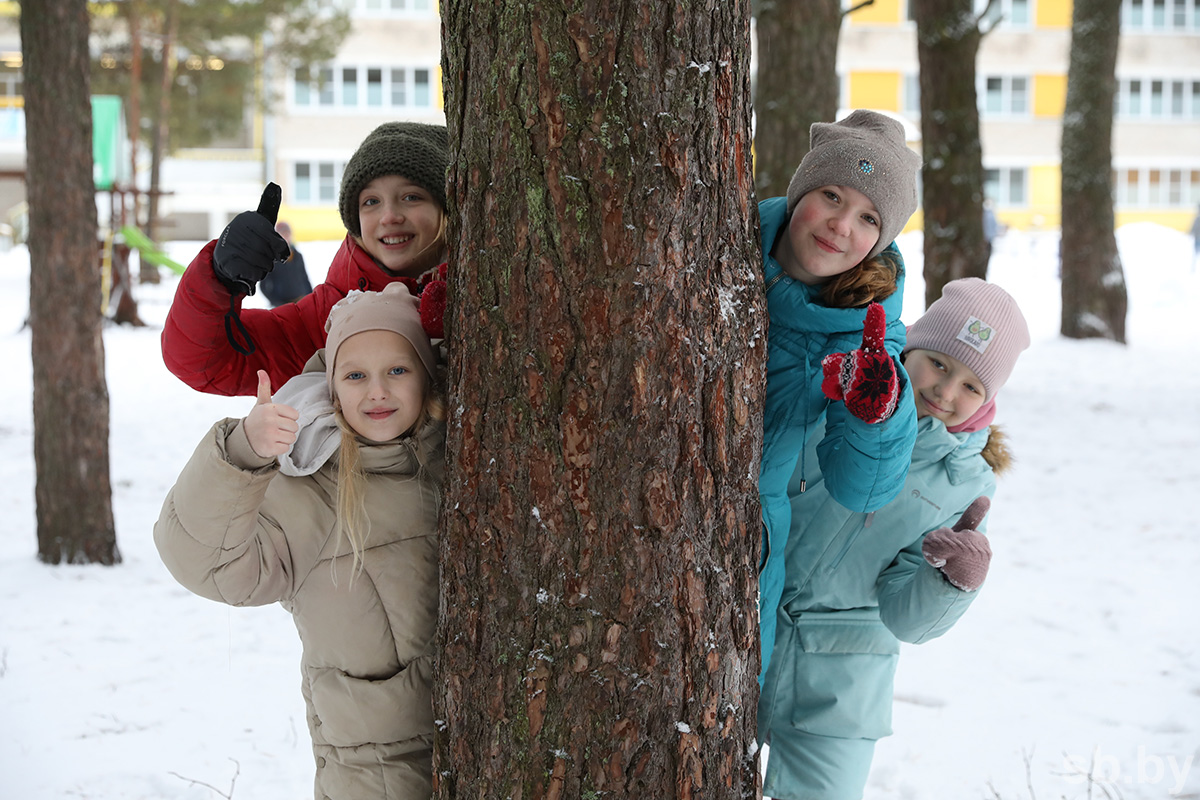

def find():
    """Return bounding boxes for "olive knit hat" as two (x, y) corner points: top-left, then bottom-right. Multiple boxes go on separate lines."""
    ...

(324, 283), (438, 390)
(786, 109), (922, 262)
(338, 121), (449, 238)
(904, 278), (1030, 402)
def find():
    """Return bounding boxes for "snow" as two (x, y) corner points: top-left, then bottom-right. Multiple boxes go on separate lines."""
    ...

(1, 229), (1198, 798)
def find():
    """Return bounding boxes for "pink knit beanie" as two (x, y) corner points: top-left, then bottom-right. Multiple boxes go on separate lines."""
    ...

(324, 283), (437, 389)
(904, 278), (1030, 401)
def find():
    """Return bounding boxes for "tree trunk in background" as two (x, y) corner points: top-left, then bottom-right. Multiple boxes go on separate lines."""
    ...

(1060, 0), (1126, 342)
(436, 1), (765, 797)
(913, 0), (989, 308)
(21, 0), (120, 565)
(147, 0), (177, 249)
(753, 0), (840, 200)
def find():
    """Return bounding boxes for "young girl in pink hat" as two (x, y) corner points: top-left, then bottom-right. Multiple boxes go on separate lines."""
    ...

(758, 278), (1031, 800)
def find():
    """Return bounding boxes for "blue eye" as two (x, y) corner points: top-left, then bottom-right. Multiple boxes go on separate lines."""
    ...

(390, 366), (408, 376)
(346, 371), (364, 381)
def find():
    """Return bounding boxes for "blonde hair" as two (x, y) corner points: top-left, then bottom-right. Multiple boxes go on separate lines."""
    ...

(330, 364), (446, 585)
(818, 246), (903, 309)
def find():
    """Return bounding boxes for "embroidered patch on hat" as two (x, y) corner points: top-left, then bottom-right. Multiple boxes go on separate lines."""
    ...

(858, 159), (874, 175)
(956, 316), (994, 353)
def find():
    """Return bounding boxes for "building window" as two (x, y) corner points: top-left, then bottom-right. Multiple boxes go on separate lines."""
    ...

(318, 67), (335, 106)
(367, 68), (383, 106)
(292, 160), (345, 205)
(984, 167), (1028, 207)
(292, 63), (435, 110)
(903, 73), (921, 115)
(342, 67), (358, 106)
(1115, 168), (1200, 207)
(1122, 0), (1197, 29)
(1117, 78), (1200, 118)
(351, 0), (434, 16)
(975, 0), (1031, 27)
(981, 75), (1029, 116)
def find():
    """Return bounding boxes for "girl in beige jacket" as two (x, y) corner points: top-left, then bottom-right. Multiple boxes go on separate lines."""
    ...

(155, 283), (444, 799)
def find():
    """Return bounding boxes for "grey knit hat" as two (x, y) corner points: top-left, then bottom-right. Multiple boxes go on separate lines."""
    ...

(338, 121), (449, 237)
(324, 283), (438, 390)
(904, 278), (1030, 401)
(786, 110), (922, 261)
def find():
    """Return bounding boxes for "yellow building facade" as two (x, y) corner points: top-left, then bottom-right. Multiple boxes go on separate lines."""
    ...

(841, 0), (1200, 232)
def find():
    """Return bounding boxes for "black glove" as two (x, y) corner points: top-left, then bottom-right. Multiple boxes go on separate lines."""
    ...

(212, 183), (291, 296)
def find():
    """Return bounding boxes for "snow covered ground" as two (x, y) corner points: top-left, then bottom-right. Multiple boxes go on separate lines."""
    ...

(0, 228), (1197, 799)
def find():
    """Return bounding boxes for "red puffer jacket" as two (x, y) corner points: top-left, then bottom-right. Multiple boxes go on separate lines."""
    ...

(162, 234), (405, 396)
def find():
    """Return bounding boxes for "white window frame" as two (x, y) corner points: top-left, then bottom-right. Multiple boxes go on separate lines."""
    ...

(979, 74), (1031, 117)
(346, 0), (436, 19)
(291, 159), (346, 205)
(1116, 78), (1200, 119)
(290, 62), (435, 111)
(984, 166), (1028, 207)
(1115, 167), (1200, 207)
(1121, 0), (1199, 30)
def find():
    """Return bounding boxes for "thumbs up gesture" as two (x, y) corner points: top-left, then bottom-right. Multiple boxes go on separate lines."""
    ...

(922, 497), (993, 592)
(213, 183), (292, 296)
(821, 302), (900, 424)
(243, 370), (300, 459)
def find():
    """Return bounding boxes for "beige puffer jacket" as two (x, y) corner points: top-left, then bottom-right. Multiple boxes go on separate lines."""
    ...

(154, 416), (443, 800)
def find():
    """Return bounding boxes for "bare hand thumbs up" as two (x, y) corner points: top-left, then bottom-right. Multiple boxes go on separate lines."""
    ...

(244, 370), (300, 459)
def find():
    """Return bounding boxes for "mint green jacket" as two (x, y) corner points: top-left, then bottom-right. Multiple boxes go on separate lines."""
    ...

(758, 415), (996, 798)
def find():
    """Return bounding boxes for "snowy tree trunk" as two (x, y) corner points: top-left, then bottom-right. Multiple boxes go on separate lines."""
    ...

(753, 0), (841, 200)
(1060, 0), (1127, 342)
(913, 0), (990, 308)
(435, 1), (765, 797)
(21, 0), (120, 565)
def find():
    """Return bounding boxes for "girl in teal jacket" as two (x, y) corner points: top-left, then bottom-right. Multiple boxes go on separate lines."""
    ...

(759, 279), (1031, 800)
(758, 111), (923, 677)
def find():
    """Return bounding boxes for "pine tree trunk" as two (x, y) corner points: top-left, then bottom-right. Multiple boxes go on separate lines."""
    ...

(753, 0), (841, 200)
(1060, 0), (1126, 342)
(436, 1), (765, 797)
(913, 0), (990, 308)
(21, 0), (120, 565)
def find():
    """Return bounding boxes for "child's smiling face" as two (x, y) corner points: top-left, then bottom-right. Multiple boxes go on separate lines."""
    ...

(357, 175), (445, 278)
(332, 330), (429, 442)
(774, 185), (882, 285)
(905, 349), (987, 428)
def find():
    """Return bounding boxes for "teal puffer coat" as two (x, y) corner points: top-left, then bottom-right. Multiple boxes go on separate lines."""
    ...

(757, 196), (918, 678)
(758, 415), (996, 799)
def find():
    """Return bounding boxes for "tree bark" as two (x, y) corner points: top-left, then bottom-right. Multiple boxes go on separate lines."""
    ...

(753, 0), (841, 201)
(21, 0), (120, 565)
(436, 1), (765, 797)
(913, 0), (990, 308)
(1060, 0), (1126, 342)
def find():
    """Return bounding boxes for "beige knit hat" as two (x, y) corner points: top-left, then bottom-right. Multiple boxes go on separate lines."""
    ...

(904, 278), (1030, 401)
(324, 283), (437, 389)
(786, 109), (922, 262)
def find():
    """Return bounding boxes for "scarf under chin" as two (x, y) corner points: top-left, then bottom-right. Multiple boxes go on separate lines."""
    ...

(272, 370), (341, 477)
(946, 397), (997, 434)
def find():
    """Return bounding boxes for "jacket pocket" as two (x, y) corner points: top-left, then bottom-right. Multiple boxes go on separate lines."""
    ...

(780, 610), (900, 740)
(308, 655), (435, 748)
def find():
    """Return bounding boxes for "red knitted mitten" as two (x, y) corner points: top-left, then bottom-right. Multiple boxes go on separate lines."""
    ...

(821, 302), (900, 424)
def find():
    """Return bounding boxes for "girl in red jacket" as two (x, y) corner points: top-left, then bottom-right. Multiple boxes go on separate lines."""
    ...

(161, 121), (449, 396)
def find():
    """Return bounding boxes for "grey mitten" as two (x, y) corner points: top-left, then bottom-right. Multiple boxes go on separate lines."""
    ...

(922, 497), (992, 591)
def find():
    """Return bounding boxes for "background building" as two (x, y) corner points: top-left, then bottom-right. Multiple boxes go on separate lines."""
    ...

(0, 0), (1196, 240)
(840, 0), (1200, 232)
